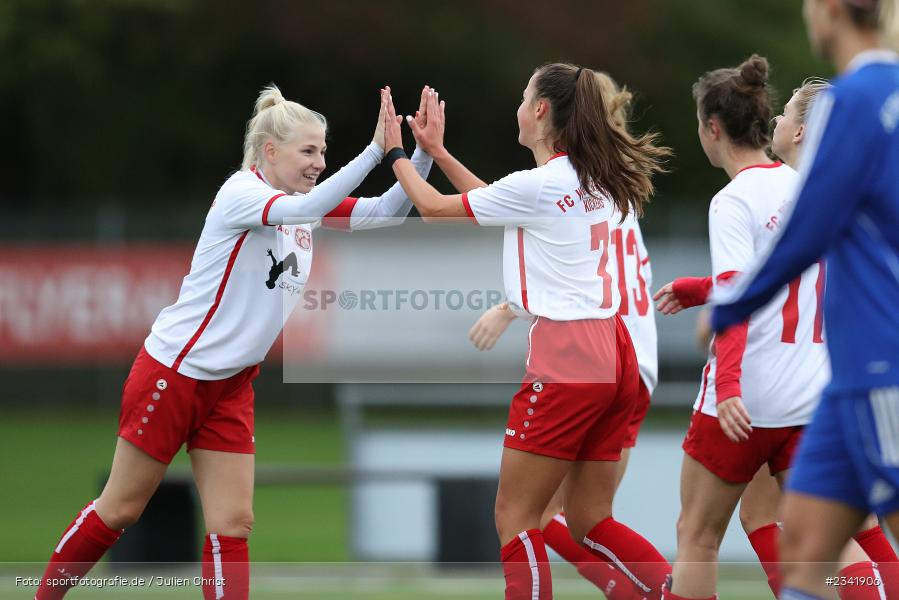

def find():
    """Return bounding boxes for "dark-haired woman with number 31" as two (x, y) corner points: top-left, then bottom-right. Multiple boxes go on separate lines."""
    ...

(381, 64), (672, 600)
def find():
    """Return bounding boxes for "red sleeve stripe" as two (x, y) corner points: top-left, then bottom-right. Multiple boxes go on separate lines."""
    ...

(672, 276), (713, 308)
(262, 193), (287, 226)
(712, 270), (747, 401)
(716, 270), (739, 283)
(461, 192), (479, 225)
(173, 230), (249, 371)
(517, 227), (529, 312)
(714, 320), (749, 402)
(322, 197), (358, 231)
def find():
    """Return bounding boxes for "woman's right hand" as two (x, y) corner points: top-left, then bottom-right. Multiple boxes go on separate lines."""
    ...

(406, 85), (445, 155)
(653, 281), (685, 315)
(469, 303), (516, 351)
(372, 87), (389, 150)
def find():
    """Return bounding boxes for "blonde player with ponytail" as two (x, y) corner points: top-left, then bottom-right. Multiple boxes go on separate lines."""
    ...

(34, 84), (436, 600)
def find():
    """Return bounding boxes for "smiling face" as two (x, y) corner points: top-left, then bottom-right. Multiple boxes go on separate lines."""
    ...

(265, 122), (327, 194)
(772, 92), (805, 166)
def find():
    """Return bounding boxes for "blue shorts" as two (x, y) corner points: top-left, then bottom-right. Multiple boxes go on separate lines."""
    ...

(787, 386), (899, 516)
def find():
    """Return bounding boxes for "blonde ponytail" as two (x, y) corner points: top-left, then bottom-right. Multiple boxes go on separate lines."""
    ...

(593, 71), (633, 132)
(241, 84), (327, 170)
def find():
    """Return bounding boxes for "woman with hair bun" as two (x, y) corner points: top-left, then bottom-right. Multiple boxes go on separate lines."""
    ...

(34, 84), (437, 600)
(382, 63), (672, 600)
(661, 55), (832, 600)
(657, 70), (897, 599)
(712, 1), (899, 598)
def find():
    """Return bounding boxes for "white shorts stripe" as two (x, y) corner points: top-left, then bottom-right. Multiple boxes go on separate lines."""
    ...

(583, 536), (651, 593)
(873, 564), (887, 600)
(517, 531), (540, 600)
(870, 388), (899, 466)
(210, 534), (225, 599)
(526, 318), (539, 368)
(551, 513), (567, 527)
(55, 502), (96, 554)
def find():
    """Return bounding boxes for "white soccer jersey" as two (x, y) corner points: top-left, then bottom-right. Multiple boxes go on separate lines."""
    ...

(462, 153), (620, 321)
(695, 163), (829, 427)
(144, 145), (431, 380)
(613, 212), (658, 393)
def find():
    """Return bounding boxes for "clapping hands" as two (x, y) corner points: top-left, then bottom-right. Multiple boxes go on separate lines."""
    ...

(382, 85), (447, 155)
(406, 86), (446, 156)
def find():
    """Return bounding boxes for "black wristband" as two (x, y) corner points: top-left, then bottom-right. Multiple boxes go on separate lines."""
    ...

(384, 147), (407, 168)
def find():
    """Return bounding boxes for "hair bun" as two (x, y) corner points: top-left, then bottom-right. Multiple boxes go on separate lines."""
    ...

(739, 54), (769, 88)
(253, 84), (286, 116)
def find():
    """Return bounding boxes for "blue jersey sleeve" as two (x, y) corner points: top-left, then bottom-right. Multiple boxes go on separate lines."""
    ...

(711, 89), (874, 332)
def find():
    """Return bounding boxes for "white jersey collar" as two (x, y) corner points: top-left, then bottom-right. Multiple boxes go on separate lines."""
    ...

(847, 48), (899, 74)
(250, 165), (274, 188)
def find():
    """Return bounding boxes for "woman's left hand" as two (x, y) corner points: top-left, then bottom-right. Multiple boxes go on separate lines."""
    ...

(469, 303), (516, 351)
(384, 89), (404, 152)
(717, 396), (752, 443)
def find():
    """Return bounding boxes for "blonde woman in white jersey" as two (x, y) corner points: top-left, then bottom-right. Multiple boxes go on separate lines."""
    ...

(381, 64), (671, 600)
(469, 72), (661, 600)
(34, 85), (437, 600)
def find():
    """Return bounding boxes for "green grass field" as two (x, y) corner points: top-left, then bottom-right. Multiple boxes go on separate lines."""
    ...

(0, 408), (774, 598)
(0, 408), (348, 564)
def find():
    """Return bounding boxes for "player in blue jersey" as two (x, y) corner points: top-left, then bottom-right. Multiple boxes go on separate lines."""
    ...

(711, 0), (899, 598)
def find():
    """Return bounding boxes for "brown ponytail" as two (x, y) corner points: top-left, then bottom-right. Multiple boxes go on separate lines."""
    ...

(533, 63), (671, 220)
(692, 54), (775, 150)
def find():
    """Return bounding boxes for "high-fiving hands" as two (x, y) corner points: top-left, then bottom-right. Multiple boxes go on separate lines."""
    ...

(383, 85), (446, 155)
(407, 86), (446, 156)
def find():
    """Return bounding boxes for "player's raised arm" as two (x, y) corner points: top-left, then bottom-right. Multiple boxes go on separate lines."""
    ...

(256, 89), (390, 225)
(322, 86), (439, 231)
(383, 90), (470, 221)
(406, 86), (488, 193)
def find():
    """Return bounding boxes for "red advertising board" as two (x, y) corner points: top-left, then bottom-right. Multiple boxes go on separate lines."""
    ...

(0, 243), (336, 366)
(0, 245), (194, 364)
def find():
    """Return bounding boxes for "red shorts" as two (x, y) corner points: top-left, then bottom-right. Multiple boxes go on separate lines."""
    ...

(622, 379), (651, 448)
(503, 315), (640, 461)
(682, 411), (804, 483)
(118, 346), (260, 464)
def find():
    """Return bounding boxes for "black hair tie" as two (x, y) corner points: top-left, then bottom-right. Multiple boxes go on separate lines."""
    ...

(575, 67), (583, 83)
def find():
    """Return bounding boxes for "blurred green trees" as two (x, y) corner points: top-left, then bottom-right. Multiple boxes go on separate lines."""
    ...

(0, 0), (829, 213)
